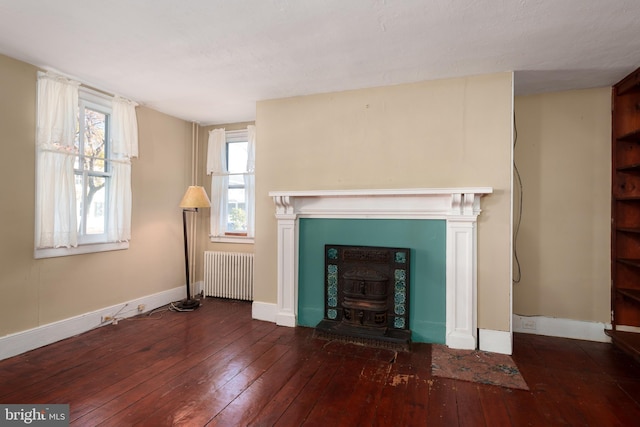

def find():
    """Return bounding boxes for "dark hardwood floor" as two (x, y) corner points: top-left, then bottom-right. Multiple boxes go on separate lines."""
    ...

(2, 298), (640, 426)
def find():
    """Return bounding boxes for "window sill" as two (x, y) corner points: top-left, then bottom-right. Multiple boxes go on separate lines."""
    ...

(210, 235), (254, 244)
(34, 241), (129, 259)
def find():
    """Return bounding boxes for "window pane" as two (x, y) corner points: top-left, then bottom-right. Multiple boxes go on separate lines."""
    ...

(227, 188), (247, 231)
(228, 174), (245, 187)
(227, 141), (248, 173)
(75, 173), (84, 230)
(84, 108), (107, 172)
(86, 177), (106, 235)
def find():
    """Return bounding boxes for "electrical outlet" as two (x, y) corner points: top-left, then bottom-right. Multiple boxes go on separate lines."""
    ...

(521, 318), (537, 330)
(137, 304), (146, 312)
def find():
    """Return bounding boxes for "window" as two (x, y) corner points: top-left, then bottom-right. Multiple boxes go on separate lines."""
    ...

(207, 126), (255, 243)
(75, 94), (111, 244)
(34, 72), (138, 258)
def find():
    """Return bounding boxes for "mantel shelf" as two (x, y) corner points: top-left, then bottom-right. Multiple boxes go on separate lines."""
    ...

(269, 187), (493, 198)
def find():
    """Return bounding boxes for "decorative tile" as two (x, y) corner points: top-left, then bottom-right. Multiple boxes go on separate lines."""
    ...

(395, 290), (405, 304)
(328, 264), (338, 274)
(327, 247), (338, 260)
(394, 304), (405, 315)
(394, 269), (406, 280)
(395, 252), (407, 263)
(328, 296), (337, 307)
(327, 284), (337, 297)
(394, 317), (405, 328)
(327, 309), (337, 320)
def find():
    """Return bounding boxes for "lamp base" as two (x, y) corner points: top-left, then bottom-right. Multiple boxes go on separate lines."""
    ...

(173, 299), (201, 311)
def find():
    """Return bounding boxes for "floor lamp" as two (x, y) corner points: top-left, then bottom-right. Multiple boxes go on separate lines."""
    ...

(176, 185), (211, 311)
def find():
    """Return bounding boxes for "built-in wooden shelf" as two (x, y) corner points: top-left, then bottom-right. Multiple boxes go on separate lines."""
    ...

(612, 66), (640, 360)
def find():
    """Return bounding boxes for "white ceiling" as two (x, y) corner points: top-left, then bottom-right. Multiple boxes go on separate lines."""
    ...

(0, 0), (639, 125)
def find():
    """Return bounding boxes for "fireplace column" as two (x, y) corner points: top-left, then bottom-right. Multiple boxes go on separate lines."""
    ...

(446, 193), (481, 349)
(273, 195), (298, 327)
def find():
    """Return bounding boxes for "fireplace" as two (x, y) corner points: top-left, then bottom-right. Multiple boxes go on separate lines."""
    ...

(268, 187), (492, 351)
(315, 245), (411, 349)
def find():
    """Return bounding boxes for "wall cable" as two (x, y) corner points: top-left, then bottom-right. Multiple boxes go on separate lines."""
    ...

(513, 110), (523, 284)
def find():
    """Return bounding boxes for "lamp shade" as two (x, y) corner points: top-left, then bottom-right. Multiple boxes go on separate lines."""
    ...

(179, 186), (211, 208)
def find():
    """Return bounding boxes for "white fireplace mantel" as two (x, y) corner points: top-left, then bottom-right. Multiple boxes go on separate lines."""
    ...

(268, 187), (493, 350)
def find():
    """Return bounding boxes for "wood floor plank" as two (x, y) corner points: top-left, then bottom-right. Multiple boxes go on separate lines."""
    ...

(454, 381), (486, 427)
(2, 302), (640, 427)
(424, 377), (458, 425)
(207, 343), (319, 426)
(372, 352), (411, 426)
(245, 342), (326, 426)
(79, 324), (279, 425)
(478, 384), (511, 425)
(301, 349), (368, 424)
(335, 357), (391, 426)
(271, 357), (340, 426)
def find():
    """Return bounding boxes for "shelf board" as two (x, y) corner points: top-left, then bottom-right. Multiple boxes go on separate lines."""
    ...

(606, 330), (640, 361)
(617, 258), (640, 268)
(617, 129), (640, 142)
(618, 288), (640, 304)
(618, 163), (640, 172)
(617, 228), (640, 234)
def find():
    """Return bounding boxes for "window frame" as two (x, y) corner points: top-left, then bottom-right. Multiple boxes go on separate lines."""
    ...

(75, 95), (111, 245)
(210, 129), (254, 244)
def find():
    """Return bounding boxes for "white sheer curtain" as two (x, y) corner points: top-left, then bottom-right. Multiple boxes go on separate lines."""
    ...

(207, 128), (228, 237)
(35, 72), (80, 248)
(245, 125), (256, 237)
(108, 97), (139, 242)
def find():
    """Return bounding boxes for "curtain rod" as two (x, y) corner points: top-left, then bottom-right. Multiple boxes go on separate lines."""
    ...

(37, 69), (138, 105)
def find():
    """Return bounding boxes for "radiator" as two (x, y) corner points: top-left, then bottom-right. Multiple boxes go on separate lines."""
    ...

(204, 251), (254, 301)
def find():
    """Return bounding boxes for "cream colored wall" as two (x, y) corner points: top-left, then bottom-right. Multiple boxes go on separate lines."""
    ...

(255, 73), (514, 332)
(513, 88), (611, 323)
(0, 53), (193, 337)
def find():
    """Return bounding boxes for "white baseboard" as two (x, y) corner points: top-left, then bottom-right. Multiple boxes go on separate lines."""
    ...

(513, 314), (611, 343)
(252, 301), (277, 323)
(0, 283), (195, 361)
(479, 329), (513, 354)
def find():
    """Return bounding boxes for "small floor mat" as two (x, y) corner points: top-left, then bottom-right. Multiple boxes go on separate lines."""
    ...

(431, 344), (529, 390)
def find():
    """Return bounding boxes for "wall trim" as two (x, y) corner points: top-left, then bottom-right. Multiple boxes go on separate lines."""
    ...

(0, 284), (197, 361)
(513, 314), (611, 343)
(479, 329), (512, 354)
(252, 301), (277, 323)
